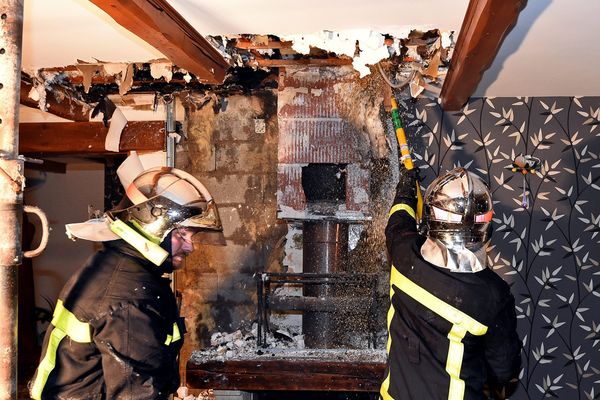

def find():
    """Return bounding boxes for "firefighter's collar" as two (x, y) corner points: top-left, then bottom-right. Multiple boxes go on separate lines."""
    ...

(65, 216), (169, 267)
(421, 237), (487, 273)
(65, 217), (120, 242)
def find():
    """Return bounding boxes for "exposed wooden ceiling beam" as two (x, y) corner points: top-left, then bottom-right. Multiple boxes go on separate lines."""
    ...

(440, 0), (525, 110)
(20, 78), (92, 122)
(19, 121), (165, 154)
(88, 0), (230, 84)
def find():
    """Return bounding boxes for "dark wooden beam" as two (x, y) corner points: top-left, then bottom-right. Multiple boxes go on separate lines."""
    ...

(440, 0), (526, 110)
(19, 121), (165, 154)
(187, 359), (385, 392)
(20, 79), (92, 122)
(88, 0), (230, 84)
(24, 159), (67, 174)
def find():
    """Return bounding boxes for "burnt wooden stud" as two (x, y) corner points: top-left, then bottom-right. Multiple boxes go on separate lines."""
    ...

(20, 78), (92, 122)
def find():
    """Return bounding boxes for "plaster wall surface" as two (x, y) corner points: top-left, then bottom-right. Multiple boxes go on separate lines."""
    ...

(24, 162), (104, 338)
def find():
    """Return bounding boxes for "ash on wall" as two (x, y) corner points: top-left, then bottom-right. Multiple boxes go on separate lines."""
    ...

(176, 91), (287, 375)
(400, 97), (600, 400)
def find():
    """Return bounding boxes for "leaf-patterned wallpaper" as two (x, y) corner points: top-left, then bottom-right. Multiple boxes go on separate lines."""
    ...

(399, 97), (600, 399)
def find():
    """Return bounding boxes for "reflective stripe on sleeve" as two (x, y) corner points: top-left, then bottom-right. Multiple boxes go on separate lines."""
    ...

(379, 285), (397, 400)
(388, 266), (488, 400)
(51, 300), (92, 343)
(30, 300), (92, 400)
(389, 203), (416, 220)
(381, 202), (416, 399)
(165, 322), (182, 345)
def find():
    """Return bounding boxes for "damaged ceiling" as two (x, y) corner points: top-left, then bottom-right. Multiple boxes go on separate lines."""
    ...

(20, 0), (600, 108)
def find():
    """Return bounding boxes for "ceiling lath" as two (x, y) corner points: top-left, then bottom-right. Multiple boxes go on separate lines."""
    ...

(440, 0), (525, 111)
(88, 0), (230, 84)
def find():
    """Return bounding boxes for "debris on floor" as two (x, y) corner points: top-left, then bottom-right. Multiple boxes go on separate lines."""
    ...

(189, 323), (387, 365)
(174, 386), (215, 400)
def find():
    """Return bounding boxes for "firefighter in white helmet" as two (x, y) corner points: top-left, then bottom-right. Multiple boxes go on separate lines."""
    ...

(380, 166), (521, 400)
(30, 166), (222, 400)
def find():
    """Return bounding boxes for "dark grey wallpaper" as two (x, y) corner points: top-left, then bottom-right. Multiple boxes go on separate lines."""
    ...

(400, 97), (600, 400)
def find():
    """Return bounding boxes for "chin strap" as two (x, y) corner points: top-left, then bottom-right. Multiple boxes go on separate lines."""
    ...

(108, 218), (169, 266)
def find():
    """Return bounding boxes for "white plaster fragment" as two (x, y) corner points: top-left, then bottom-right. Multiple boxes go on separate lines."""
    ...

(283, 30), (389, 78)
(150, 61), (173, 82)
(28, 86), (40, 102)
(104, 107), (128, 152)
(442, 31), (453, 49)
(102, 63), (127, 76)
(76, 64), (101, 93)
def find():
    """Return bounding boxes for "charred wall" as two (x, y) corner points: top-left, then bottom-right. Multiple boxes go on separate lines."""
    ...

(176, 66), (401, 357)
(176, 91), (287, 368)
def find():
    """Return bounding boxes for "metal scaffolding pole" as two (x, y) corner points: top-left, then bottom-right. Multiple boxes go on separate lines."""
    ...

(0, 1), (24, 399)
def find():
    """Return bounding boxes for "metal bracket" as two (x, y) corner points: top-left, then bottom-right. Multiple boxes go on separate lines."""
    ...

(163, 94), (179, 167)
(23, 205), (49, 258)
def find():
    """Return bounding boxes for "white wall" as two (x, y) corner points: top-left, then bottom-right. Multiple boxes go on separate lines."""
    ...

(24, 161), (104, 319)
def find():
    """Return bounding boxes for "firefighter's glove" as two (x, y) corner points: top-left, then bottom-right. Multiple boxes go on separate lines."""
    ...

(394, 166), (420, 204)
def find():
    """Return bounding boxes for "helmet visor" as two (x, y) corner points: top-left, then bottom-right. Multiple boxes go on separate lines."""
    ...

(114, 167), (222, 242)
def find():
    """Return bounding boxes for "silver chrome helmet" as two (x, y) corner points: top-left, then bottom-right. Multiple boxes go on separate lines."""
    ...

(420, 167), (493, 248)
(108, 167), (222, 243)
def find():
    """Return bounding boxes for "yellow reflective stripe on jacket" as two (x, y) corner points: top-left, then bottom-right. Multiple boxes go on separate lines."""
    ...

(379, 283), (397, 400)
(51, 300), (92, 343)
(165, 322), (182, 345)
(30, 300), (92, 400)
(30, 328), (67, 400)
(109, 218), (169, 266)
(389, 266), (488, 400)
(389, 203), (416, 220)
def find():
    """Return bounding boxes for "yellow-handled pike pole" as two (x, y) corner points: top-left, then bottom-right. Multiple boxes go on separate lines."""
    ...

(390, 97), (423, 220)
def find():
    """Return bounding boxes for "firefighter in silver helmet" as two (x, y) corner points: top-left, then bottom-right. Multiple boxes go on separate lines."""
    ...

(380, 166), (521, 400)
(419, 167), (494, 273)
(30, 166), (222, 400)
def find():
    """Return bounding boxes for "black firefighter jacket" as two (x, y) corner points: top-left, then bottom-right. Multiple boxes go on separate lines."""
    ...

(380, 182), (521, 400)
(30, 240), (184, 400)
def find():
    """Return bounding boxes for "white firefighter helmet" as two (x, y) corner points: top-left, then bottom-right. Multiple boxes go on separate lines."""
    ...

(65, 166), (222, 266)
(108, 166), (222, 243)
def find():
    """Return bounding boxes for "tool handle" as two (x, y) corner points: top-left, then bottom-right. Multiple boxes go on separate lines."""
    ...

(390, 98), (414, 170)
(390, 97), (423, 219)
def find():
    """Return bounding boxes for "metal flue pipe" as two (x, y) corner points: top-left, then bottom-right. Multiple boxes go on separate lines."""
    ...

(0, 1), (24, 398)
(302, 221), (348, 348)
